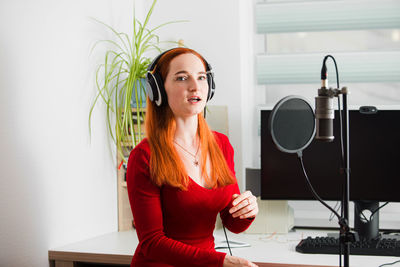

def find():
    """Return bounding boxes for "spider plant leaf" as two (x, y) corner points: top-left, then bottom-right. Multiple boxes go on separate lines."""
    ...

(89, 0), (185, 162)
(93, 18), (131, 54)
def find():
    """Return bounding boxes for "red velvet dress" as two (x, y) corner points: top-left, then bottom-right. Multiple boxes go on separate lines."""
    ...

(126, 132), (254, 267)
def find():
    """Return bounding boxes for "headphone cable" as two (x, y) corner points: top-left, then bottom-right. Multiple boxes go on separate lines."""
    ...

(223, 225), (233, 256)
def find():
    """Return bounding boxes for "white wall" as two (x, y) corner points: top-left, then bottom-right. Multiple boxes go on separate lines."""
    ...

(0, 1), (255, 265)
(0, 1), (136, 266)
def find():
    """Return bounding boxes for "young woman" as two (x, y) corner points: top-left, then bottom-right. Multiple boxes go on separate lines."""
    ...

(126, 47), (259, 267)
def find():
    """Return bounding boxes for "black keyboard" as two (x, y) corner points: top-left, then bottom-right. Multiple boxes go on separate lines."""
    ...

(296, 236), (400, 257)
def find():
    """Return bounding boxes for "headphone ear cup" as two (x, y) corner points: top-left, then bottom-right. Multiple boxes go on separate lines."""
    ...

(146, 71), (166, 106)
(146, 72), (158, 102)
(206, 72), (215, 101)
(153, 72), (167, 106)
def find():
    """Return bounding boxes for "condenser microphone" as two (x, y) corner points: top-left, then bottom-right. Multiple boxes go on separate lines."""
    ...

(315, 64), (334, 142)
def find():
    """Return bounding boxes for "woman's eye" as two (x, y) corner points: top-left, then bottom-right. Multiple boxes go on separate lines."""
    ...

(199, 75), (207, 81)
(176, 76), (187, 81)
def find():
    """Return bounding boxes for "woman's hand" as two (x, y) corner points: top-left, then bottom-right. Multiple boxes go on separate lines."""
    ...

(223, 255), (258, 267)
(229, 191), (258, 219)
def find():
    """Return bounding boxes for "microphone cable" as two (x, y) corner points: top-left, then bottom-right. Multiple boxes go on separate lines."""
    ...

(297, 155), (341, 220)
(322, 55), (344, 169)
(323, 55), (345, 267)
(297, 155), (343, 267)
(298, 56), (343, 222)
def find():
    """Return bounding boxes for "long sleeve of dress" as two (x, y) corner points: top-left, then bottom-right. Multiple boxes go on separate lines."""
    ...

(126, 144), (226, 267)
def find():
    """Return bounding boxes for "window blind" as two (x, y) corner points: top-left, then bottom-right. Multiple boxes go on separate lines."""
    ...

(257, 51), (400, 84)
(256, 0), (400, 85)
(256, 0), (400, 33)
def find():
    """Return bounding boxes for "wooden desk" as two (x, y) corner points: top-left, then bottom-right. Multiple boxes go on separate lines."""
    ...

(48, 229), (398, 267)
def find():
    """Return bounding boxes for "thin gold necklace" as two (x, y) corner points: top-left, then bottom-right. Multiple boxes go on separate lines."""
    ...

(173, 140), (200, 167)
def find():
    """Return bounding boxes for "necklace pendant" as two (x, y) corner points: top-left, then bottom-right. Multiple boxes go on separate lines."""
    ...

(194, 160), (199, 166)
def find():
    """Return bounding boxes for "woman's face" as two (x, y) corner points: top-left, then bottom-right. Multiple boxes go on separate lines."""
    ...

(164, 53), (209, 119)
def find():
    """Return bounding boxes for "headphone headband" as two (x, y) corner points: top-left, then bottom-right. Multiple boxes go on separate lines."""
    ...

(145, 48), (215, 106)
(147, 48), (212, 73)
(147, 49), (170, 72)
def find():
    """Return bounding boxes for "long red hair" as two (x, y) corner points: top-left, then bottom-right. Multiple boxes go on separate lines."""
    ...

(145, 47), (235, 190)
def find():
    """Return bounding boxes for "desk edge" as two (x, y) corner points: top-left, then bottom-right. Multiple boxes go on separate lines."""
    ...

(48, 250), (133, 265)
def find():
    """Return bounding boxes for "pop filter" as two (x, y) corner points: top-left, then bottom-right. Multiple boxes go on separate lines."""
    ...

(269, 95), (316, 156)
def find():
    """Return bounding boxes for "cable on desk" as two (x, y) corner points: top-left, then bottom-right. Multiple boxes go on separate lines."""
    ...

(258, 232), (302, 244)
(378, 259), (400, 267)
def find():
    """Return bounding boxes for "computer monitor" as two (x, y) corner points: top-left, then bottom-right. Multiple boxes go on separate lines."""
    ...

(260, 107), (400, 240)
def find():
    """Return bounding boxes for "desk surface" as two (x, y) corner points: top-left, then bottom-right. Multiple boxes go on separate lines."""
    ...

(49, 229), (399, 267)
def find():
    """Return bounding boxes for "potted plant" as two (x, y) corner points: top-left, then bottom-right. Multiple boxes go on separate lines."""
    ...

(89, 0), (183, 166)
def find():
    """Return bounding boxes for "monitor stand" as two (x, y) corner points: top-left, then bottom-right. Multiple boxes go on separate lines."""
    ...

(327, 201), (385, 240)
(354, 200), (380, 240)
